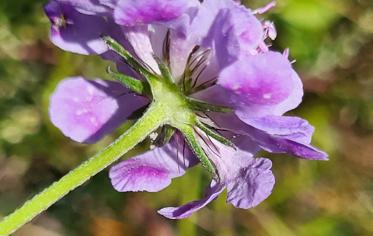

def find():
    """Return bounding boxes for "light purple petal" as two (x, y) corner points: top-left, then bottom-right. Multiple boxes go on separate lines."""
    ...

(44, 1), (109, 55)
(211, 113), (328, 160)
(192, 0), (263, 81)
(226, 156), (275, 208)
(231, 115), (327, 160)
(256, 135), (328, 160)
(125, 27), (161, 74)
(236, 114), (315, 144)
(109, 136), (198, 192)
(55, 0), (116, 16)
(49, 77), (147, 143)
(114, 0), (190, 26)
(158, 182), (224, 219)
(218, 51), (303, 116)
(222, 2), (264, 56)
(114, 0), (200, 76)
(219, 51), (294, 105)
(196, 0), (263, 54)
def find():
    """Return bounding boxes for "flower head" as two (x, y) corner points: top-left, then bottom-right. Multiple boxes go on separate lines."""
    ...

(46, 0), (327, 219)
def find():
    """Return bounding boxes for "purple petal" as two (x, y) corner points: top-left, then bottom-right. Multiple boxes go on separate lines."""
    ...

(219, 51), (295, 105)
(222, 2), (264, 56)
(44, 1), (127, 55)
(193, 0), (263, 80)
(236, 114), (315, 144)
(257, 136), (328, 160)
(211, 113), (328, 160)
(125, 27), (161, 74)
(158, 183), (224, 219)
(49, 77), (147, 143)
(114, 0), (190, 27)
(226, 157), (275, 208)
(55, 0), (116, 16)
(109, 136), (198, 192)
(197, 0), (263, 54)
(219, 51), (303, 116)
(233, 115), (327, 160)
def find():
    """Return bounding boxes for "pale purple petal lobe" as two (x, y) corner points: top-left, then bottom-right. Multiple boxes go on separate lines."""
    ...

(158, 183), (224, 219)
(226, 157), (275, 208)
(219, 51), (294, 106)
(110, 157), (172, 192)
(49, 77), (147, 143)
(192, 0), (263, 80)
(114, 0), (189, 26)
(55, 0), (116, 16)
(110, 136), (198, 192)
(211, 113), (327, 160)
(236, 114), (315, 144)
(44, 1), (109, 55)
(218, 51), (304, 116)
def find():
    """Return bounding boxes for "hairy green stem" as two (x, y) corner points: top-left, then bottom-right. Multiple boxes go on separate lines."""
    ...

(0, 103), (167, 236)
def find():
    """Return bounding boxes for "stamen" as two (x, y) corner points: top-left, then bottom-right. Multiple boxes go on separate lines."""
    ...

(176, 133), (180, 172)
(180, 45), (211, 94)
(200, 113), (240, 138)
(162, 30), (171, 67)
(182, 126), (216, 176)
(182, 139), (187, 168)
(190, 64), (208, 90)
(187, 97), (232, 113)
(196, 121), (236, 149)
(191, 76), (217, 94)
(195, 128), (221, 158)
(154, 125), (175, 147)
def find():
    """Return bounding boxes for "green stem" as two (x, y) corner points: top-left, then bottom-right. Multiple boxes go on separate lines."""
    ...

(0, 103), (167, 236)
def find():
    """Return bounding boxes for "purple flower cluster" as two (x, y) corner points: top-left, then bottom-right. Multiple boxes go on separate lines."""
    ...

(45, 0), (327, 219)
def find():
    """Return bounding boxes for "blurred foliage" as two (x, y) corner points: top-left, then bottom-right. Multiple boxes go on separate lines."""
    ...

(0, 0), (373, 235)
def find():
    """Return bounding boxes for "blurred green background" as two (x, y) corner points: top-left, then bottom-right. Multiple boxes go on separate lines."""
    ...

(0, 0), (372, 235)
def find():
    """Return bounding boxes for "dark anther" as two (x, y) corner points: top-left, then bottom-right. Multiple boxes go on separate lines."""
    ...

(162, 29), (171, 67)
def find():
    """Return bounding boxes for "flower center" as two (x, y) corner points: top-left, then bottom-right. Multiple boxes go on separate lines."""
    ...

(55, 14), (69, 28)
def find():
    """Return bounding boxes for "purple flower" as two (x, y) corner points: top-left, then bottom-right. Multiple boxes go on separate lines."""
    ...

(46, 0), (327, 219)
